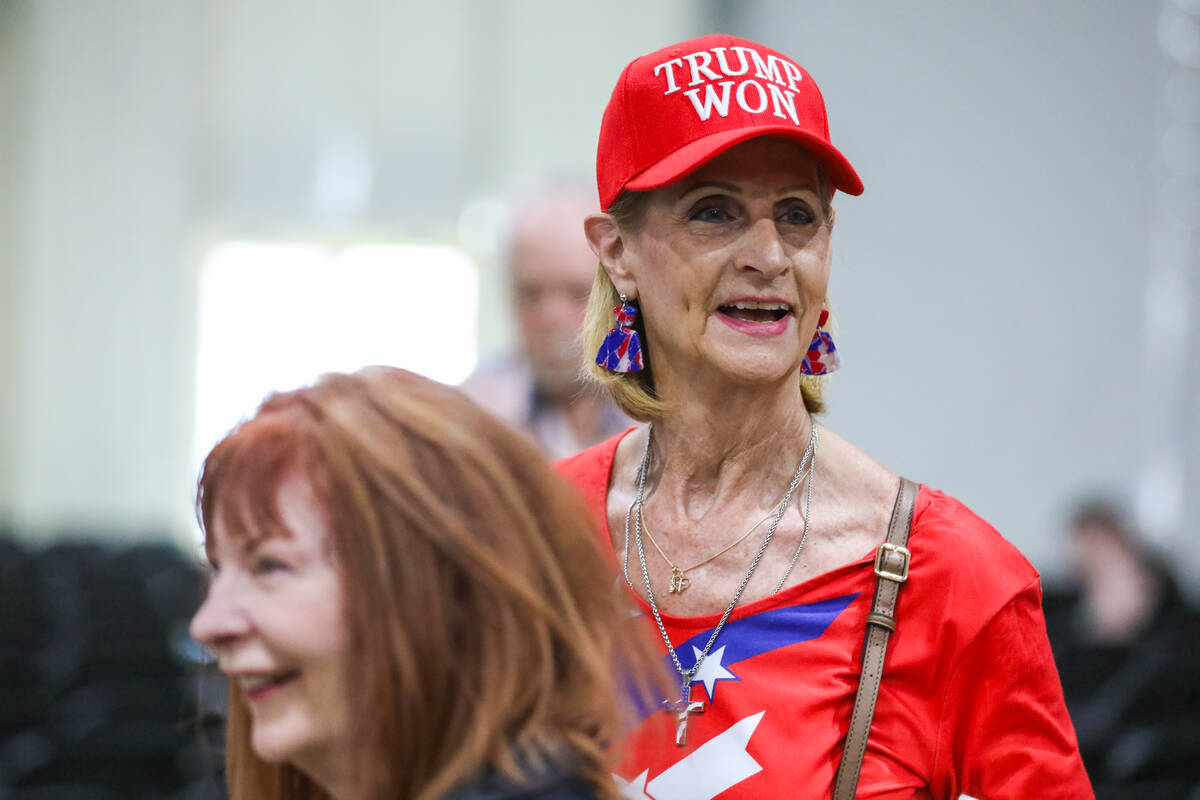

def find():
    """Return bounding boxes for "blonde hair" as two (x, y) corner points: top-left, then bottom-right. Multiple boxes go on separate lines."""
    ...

(198, 367), (659, 800)
(581, 183), (835, 421)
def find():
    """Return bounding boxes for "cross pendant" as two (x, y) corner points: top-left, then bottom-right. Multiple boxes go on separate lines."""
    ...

(668, 567), (690, 593)
(662, 685), (704, 746)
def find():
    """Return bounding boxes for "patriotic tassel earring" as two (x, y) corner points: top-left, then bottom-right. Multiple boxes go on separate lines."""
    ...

(595, 294), (644, 373)
(801, 309), (840, 375)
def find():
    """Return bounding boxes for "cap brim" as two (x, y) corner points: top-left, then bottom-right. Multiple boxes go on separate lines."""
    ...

(624, 126), (864, 197)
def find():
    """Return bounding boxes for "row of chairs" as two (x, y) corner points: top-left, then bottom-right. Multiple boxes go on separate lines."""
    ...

(0, 537), (225, 799)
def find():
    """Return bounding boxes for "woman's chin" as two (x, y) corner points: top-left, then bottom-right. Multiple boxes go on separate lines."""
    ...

(251, 720), (312, 764)
(689, 367), (800, 396)
(251, 738), (289, 764)
(701, 350), (804, 387)
(694, 330), (804, 383)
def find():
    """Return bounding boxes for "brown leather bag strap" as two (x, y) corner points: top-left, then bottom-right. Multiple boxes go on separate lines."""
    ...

(832, 477), (918, 800)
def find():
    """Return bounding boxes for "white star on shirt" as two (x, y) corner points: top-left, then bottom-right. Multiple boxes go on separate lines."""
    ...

(692, 644), (739, 703)
(613, 769), (651, 799)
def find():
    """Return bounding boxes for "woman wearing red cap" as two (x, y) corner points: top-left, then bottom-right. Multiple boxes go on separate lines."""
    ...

(559, 35), (1093, 799)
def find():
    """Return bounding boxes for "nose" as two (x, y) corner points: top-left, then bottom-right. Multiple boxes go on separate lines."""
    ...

(189, 573), (252, 653)
(735, 218), (790, 279)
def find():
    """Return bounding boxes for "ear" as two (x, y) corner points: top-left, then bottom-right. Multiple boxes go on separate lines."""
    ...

(584, 213), (638, 299)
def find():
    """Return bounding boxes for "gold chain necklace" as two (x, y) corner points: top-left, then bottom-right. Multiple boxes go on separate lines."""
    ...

(635, 464), (810, 594)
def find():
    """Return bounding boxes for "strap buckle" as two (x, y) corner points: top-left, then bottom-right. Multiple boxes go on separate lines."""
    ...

(873, 542), (911, 583)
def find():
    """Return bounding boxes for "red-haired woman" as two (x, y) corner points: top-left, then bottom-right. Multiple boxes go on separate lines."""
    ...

(190, 367), (658, 800)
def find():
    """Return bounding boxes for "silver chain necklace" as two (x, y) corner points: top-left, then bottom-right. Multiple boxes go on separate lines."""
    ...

(772, 428), (817, 593)
(623, 422), (818, 746)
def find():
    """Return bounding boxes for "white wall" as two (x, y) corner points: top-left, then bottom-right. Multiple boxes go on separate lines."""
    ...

(0, 2), (27, 529)
(7, 0), (201, 539)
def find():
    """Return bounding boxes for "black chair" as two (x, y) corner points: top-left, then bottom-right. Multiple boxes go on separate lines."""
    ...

(0, 538), (224, 799)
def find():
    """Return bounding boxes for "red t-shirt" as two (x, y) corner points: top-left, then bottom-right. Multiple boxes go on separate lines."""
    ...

(557, 429), (1093, 800)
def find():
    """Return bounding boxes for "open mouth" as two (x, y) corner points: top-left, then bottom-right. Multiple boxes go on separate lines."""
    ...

(717, 301), (792, 323)
(237, 670), (300, 700)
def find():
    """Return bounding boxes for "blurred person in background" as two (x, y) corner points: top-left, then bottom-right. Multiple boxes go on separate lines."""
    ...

(1065, 500), (1187, 646)
(190, 367), (659, 800)
(461, 181), (630, 460)
(1045, 499), (1200, 797)
(557, 34), (1093, 798)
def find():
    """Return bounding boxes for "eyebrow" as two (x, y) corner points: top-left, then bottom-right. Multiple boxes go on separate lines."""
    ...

(678, 180), (820, 200)
(777, 183), (820, 195)
(679, 181), (741, 199)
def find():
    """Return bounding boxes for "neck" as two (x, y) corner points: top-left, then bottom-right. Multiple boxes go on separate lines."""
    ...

(294, 750), (355, 800)
(645, 376), (813, 521)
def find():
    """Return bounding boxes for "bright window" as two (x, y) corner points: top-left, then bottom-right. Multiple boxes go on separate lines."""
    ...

(193, 241), (478, 470)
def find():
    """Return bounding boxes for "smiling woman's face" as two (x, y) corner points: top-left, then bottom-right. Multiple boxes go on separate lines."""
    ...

(190, 475), (351, 780)
(621, 137), (833, 391)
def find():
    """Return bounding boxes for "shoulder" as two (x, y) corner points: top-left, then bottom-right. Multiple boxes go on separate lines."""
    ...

(554, 427), (634, 499)
(554, 429), (630, 529)
(911, 486), (1038, 584)
(907, 486), (1041, 628)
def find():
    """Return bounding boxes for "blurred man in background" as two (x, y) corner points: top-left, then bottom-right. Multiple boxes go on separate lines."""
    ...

(461, 181), (629, 459)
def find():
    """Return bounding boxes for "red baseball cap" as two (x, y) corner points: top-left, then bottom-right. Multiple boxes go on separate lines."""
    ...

(596, 34), (863, 211)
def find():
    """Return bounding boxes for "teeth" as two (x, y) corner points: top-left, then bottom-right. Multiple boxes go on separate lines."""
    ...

(238, 674), (281, 691)
(730, 301), (790, 311)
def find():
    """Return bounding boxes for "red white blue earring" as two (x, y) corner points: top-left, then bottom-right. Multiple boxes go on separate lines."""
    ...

(801, 309), (839, 375)
(595, 294), (644, 373)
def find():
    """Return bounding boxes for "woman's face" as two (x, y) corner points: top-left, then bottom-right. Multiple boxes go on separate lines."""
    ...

(190, 476), (351, 780)
(619, 137), (832, 390)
